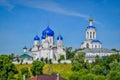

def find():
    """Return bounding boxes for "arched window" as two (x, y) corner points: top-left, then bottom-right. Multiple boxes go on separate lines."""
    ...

(87, 32), (89, 39)
(90, 32), (92, 39)
(86, 43), (89, 48)
(95, 45), (97, 48)
(93, 32), (95, 39)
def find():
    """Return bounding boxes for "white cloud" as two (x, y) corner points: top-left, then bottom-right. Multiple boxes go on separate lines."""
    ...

(0, 0), (89, 20)
(19, 0), (89, 19)
(0, 0), (102, 25)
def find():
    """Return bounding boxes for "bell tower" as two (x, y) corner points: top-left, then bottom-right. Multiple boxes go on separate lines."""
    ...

(86, 18), (96, 40)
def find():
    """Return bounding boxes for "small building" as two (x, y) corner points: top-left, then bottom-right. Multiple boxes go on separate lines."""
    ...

(19, 46), (33, 64)
(77, 48), (115, 63)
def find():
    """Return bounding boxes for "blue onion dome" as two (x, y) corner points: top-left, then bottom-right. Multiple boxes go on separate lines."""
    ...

(34, 35), (40, 40)
(91, 39), (102, 43)
(42, 26), (54, 36)
(57, 34), (63, 40)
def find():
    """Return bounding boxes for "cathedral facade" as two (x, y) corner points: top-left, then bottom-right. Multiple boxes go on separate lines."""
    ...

(29, 26), (66, 61)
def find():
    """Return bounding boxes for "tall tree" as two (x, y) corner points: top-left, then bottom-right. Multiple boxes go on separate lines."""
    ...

(31, 60), (44, 76)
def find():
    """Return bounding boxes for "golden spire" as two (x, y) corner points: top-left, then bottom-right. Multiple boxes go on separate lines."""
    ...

(89, 17), (93, 22)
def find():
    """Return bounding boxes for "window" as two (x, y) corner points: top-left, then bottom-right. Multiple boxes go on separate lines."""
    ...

(90, 32), (92, 39)
(95, 45), (97, 48)
(86, 43), (89, 48)
(93, 32), (95, 39)
(87, 32), (89, 39)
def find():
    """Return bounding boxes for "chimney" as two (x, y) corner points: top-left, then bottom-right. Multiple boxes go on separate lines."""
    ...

(57, 73), (59, 80)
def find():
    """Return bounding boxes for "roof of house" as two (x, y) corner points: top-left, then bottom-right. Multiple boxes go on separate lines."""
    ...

(20, 53), (32, 58)
(78, 48), (114, 53)
(30, 74), (66, 80)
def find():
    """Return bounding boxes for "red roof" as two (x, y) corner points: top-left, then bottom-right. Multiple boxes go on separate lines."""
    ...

(30, 74), (66, 80)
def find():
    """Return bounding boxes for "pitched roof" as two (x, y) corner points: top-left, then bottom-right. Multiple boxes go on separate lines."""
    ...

(20, 53), (32, 58)
(30, 74), (66, 80)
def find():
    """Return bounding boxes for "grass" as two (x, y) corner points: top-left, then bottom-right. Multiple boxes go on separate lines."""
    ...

(15, 64), (72, 80)
(43, 64), (72, 80)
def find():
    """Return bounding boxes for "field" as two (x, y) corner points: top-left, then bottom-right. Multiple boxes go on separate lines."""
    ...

(15, 64), (72, 80)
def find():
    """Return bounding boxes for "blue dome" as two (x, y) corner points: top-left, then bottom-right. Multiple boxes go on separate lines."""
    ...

(42, 26), (54, 36)
(57, 35), (63, 40)
(34, 35), (40, 40)
(91, 40), (101, 43)
(41, 35), (46, 39)
(87, 26), (95, 29)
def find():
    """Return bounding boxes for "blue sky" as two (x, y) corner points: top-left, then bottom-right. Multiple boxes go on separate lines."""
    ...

(0, 0), (120, 54)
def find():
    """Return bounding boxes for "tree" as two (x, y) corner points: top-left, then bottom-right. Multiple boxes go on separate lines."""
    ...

(21, 67), (29, 79)
(107, 71), (120, 80)
(74, 52), (85, 63)
(72, 62), (83, 71)
(0, 55), (18, 80)
(91, 65), (104, 75)
(111, 48), (119, 52)
(81, 73), (95, 80)
(66, 47), (73, 59)
(69, 72), (80, 80)
(60, 55), (65, 60)
(45, 58), (48, 64)
(31, 60), (44, 76)
(94, 75), (105, 80)
(41, 57), (44, 62)
(49, 59), (52, 64)
(109, 60), (120, 71)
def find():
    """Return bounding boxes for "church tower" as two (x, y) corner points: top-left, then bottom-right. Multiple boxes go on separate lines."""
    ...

(81, 18), (102, 49)
(23, 46), (27, 53)
(86, 18), (96, 40)
(33, 35), (40, 46)
(57, 34), (63, 47)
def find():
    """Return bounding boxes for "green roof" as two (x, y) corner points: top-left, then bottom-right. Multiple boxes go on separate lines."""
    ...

(20, 53), (32, 58)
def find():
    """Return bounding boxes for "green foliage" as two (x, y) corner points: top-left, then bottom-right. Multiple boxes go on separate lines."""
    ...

(111, 48), (119, 52)
(107, 71), (120, 80)
(81, 73), (95, 80)
(94, 75), (105, 80)
(72, 62), (82, 71)
(109, 60), (120, 71)
(66, 47), (73, 59)
(70, 51), (120, 80)
(49, 59), (52, 64)
(41, 57), (44, 62)
(69, 72), (80, 80)
(0, 55), (18, 80)
(60, 55), (65, 60)
(45, 58), (48, 64)
(66, 47), (84, 59)
(91, 65), (104, 75)
(21, 67), (29, 79)
(31, 60), (44, 76)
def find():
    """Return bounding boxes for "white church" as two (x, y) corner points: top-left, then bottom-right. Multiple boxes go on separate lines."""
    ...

(30, 26), (66, 61)
(18, 26), (66, 64)
(78, 18), (116, 63)
(81, 18), (102, 49)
